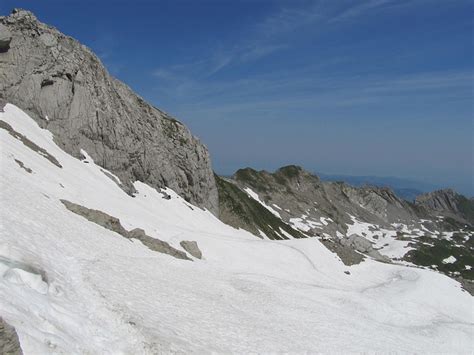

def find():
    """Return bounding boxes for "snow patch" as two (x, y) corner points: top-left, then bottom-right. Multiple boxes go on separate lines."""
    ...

(244, 187), (281, 218)
(442, 256), (457, 264)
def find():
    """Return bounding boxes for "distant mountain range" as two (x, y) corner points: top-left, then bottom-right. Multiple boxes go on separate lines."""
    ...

(317, 173), (440, 201)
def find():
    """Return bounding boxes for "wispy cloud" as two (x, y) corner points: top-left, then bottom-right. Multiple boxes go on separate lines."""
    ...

(144, 0), (473, 193)
(328, 0), (394, 23)
(253, 4), (324, 38)
(150, 0), (418, 82)
(149, 0), (472, 125)
(151, 67), (472, 125)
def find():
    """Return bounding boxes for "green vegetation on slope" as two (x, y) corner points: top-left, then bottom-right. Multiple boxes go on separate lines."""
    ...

(457, 195), (474, 225)
(404, 234), (473, 280)
(216, 175), (305, 240)
(233, 168), (273, 193)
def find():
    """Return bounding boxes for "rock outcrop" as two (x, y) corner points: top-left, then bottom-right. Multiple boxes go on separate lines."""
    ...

(340, 234), (390, 263)
(0, 24), (12, 51)
(0, 9), (218, 214)
(0, 318), (22, 355)
(61, 199), (191, 260)
(416, 189), (460, 212)
(415, 189), (474, 225)
(180, 241), (203, 259)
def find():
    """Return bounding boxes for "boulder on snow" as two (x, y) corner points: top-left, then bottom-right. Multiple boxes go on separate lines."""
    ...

(60, 199), (191, 261)
(341, 234), (373, 253)
(180, 240), (202, 259)
(128, 228), (190, 260)
(340, 234), (390, 263)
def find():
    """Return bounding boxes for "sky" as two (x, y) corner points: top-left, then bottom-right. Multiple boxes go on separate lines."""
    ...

(2, 0), (473, 195)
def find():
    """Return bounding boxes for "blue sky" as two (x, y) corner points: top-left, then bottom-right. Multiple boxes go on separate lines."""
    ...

(2, 0), (473, 195)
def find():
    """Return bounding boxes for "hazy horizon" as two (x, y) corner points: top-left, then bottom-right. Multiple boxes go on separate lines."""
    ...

(3, 0), (472, 195)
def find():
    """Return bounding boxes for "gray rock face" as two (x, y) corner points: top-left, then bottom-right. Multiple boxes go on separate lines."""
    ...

(340, 234), (390, 263)
(415, 189), (460, 212)
(0, 318), (22, 355)
(319, 239), (365, 266)
(415, 189), (474, 225)
(0, 9), (218, 214)
(341, 234), (373, 253)
(0, 24), (12, 51)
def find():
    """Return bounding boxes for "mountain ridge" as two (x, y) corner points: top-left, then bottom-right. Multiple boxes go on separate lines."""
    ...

(220, 164), (473, 288)
(0, 8), (218, 214)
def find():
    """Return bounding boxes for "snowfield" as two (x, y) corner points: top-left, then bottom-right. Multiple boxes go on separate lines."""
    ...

(0, 104), (473, 353)
(346, 215), (415, 259)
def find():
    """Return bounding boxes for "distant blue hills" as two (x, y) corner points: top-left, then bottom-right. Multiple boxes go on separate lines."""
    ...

(316, 173), (440, 201)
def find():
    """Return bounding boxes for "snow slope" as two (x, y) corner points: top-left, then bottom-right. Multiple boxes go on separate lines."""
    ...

(0, 104), (473, 353)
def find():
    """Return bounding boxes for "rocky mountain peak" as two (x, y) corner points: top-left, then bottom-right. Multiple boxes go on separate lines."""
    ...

(10, 8), (37, 20)
(415, 189), (460, 212)
(275, 165), (320, 183)
(276, 165), (303, 177)
(233, 165), (320, 192)
(414, 188), (474, 225)
(0, 9), (218, 214)
(3, 9), (41, 31)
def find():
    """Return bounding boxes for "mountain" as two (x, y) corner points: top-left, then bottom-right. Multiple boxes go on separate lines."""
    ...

(317, 172), (438, 201)
(0, 9), (218, 213)
(1, 9), (473, 353)
(223, 165), (473, 287)
(416, 189), (474, 225)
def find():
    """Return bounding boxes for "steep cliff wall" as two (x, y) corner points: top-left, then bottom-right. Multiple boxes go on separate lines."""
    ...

(0, 9), (218, 213)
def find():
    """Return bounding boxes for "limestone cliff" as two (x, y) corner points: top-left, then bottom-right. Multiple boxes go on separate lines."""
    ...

(0, 9), (218, 213)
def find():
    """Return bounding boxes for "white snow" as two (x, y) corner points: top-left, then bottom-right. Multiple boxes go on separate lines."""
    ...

(392, 222), (410, 234)
(289, 215), (323, 232)
(442, 256), (457, 264)
(320, 217), (331, 226)
(289, 217), (310, 231)
(346, 215), (415, 259)
(442, 231), (454, 241)
(0, 104), (473, 353)
(244, 187), (281, 218)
